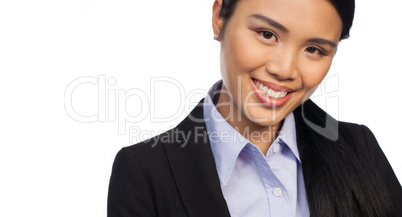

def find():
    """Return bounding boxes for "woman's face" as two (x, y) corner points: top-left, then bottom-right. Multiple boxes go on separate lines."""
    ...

(213, 0), (342, 128)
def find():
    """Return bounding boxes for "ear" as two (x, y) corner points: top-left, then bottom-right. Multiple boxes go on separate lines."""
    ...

(212, 0), (224, 39)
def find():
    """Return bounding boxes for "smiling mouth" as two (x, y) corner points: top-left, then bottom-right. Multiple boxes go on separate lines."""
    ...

(252, 79), (289, 99)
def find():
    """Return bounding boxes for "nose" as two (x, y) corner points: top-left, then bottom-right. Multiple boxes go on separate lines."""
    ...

(265, 47), (298, 81)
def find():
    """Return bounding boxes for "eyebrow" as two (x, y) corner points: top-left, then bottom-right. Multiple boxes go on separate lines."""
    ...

(249, 13), (337, 48)
(249, 14), (289, 33)
(307, 38), (337, 48)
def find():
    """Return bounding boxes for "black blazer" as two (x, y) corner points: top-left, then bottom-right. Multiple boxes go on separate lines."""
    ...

(107, 99), (401, 217)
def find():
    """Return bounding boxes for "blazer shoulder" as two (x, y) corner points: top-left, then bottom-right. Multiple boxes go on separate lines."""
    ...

(338, 122), (402, 212)
(123, 130), (169, 155)
(122, 98), (206, 158)
(111, 126), (187, 191)
(337, 121), (383, 159)
(337, 121), (368, 154)
(108, 128), (191, 217)
(118, 128), (180, 170)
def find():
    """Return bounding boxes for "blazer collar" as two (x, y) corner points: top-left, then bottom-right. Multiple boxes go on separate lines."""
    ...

(163, 98), (231, 217)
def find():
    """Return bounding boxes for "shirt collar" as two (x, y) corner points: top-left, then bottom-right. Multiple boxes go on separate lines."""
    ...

(204, 83), (250, 186)
(204, 80), (300, 186)
(277, 112), (300, 162)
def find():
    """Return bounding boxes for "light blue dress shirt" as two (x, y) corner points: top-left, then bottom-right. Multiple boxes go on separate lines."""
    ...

(203, 81), (310, 217)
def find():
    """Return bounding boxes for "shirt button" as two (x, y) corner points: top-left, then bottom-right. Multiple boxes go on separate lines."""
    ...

(273, 144), (280, 153)
(273, 188), (282, 197)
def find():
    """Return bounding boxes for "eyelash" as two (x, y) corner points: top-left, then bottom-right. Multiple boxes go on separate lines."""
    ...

(255, 30), (329, 57)
(306, 46), (328, 57)
(256, 30), (278, 42)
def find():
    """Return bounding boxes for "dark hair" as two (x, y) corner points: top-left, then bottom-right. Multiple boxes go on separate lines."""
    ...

(219, 0), (355, 40)
(293, 100), (395, 217)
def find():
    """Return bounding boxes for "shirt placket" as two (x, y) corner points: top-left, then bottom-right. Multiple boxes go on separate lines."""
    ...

(245, 143), (294, 217)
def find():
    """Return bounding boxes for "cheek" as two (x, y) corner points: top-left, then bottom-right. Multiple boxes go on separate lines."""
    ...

(300, 62), (331, 91)
(222, 31), (266, 75)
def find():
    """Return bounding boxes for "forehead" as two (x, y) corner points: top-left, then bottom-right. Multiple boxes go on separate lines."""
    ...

(233, 0), (342, 40)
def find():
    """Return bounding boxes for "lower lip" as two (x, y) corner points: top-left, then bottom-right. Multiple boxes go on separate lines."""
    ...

(250, 79), (294, 108)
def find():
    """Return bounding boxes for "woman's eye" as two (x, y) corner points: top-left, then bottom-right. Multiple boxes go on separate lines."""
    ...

(258, 30), (277, 41)
(306, 46), (326, 56)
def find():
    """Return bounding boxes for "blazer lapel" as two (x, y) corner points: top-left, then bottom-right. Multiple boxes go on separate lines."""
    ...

(163, 99), (231, 217)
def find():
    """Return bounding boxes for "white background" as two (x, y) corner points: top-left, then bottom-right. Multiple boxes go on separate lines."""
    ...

(0, 0), (401, 216)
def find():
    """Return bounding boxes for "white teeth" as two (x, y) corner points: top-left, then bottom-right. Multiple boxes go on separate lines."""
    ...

(268, 88), (274, 96)
(254, 80), (288, 99)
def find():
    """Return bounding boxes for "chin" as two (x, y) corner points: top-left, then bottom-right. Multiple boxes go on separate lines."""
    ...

(242, 104), (287, 127)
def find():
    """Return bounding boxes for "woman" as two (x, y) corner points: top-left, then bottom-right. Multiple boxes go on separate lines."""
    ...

(108, 0), (401, 216)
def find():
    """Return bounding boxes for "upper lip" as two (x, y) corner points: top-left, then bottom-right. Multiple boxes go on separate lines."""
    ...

(253, 78), (295, 92)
